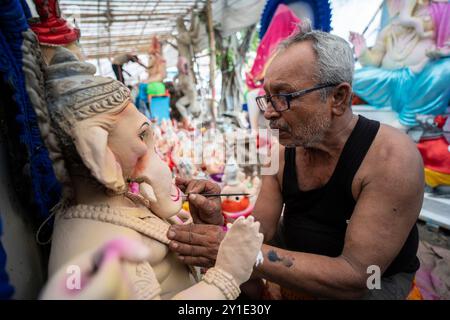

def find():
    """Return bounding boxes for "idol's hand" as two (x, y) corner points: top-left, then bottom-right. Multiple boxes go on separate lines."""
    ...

(349, 32), (367, 58)
(215, 216), (264, 285)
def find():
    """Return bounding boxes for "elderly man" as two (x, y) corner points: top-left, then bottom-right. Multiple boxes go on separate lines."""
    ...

(168, 22), (424, 299)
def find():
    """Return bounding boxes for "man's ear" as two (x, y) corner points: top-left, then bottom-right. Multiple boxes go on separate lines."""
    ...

(72, 121), (125, 192)
(331, 83), (352, 116)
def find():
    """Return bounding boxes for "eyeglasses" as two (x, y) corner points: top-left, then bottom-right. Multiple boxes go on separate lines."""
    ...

(256, 83), (339, 112)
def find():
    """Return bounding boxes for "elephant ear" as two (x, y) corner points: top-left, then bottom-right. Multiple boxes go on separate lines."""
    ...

(72, 121), (125, 192)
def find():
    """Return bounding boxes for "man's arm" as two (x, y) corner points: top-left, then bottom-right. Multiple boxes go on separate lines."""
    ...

(252, 171), (284, 241)
(252, 142), (285, 240)
(254, 133), (424, 299)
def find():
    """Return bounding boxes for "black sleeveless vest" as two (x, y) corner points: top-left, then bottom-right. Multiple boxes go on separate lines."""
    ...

(281, 115), (420, 277)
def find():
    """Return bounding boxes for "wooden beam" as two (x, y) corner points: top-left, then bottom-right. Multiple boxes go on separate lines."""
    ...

(65, 4), (195, 9)
(82, 33), (171, 42)
(79, 21), (174, 28)
(62, 7), (196, 14)
(73, 12), (183, 18)
(78, 22), (175, 30)
(58, 0), (206, 60)
(60, 0), (203, 5)
(82, 48), (150, 59)
(81, 35), (172, 47)
(68, 8), (193, 15)
(77, 17), (179, 24)
(60, 1), (203, 9)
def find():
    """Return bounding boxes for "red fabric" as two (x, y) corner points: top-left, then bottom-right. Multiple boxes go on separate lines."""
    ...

(246, 4), (301, 89)
(352, 94), (367, 105)
(30, 0), (80, 46)
(417, 137), (450, 175)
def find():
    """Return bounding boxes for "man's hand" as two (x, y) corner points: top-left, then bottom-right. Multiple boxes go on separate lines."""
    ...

(175, 177), (223, 225)
(167, 223), (225, 267)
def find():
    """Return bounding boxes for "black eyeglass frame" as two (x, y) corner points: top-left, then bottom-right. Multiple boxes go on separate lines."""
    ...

(256, 83), (339, 112)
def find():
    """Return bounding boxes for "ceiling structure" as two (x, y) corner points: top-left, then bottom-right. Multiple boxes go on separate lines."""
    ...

(59, 0), (207, 59)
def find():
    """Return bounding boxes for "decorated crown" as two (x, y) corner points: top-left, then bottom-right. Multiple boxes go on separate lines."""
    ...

(45, 47), (131, 130)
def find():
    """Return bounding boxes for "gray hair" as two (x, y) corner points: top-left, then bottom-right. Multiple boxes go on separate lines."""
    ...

(279, 20), (354, 101)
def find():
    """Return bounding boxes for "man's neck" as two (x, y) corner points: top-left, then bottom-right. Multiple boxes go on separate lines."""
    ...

(302, 112), (358, 161)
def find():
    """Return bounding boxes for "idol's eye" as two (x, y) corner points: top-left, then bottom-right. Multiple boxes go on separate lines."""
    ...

(139, 129), (148, 141)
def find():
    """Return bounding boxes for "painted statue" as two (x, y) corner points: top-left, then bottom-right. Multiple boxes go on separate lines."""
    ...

(174, 56), (200, 126)
(221, 158), (254, 224)
(29, 0), (82, 64)
(146, 36), (167, 102)
(407, 115), (450, 195)
(173, 12), (202, 127)
(147, 36), (167, 83)
(350, 0), (450, 126)
(175, 12), (201, 69)
(23, 33), (263, 299)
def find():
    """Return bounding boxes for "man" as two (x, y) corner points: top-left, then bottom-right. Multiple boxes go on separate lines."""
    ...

(167, 21), (424, 299)
(111, 53), (147, 84)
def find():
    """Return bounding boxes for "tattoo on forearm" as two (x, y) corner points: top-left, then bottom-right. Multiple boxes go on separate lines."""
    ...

(267, 250), (293, 268)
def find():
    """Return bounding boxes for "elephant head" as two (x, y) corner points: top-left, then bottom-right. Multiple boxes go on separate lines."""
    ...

(42, 47), (181, 219)
(71, 102), (182, 219)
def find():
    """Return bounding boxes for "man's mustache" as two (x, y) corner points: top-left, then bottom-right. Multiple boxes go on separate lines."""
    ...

(269, 121), (289, 132)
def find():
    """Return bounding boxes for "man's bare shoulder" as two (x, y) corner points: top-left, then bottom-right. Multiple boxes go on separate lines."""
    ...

(373, 124), (422, 167)
(362, 123), (424, 193)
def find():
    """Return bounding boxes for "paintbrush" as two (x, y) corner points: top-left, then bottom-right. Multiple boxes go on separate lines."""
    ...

(182, 192), (250, 199)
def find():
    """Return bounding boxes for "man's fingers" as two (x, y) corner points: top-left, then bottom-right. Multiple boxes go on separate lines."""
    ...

(168, 224), (220, 242)
(168, 225), (195, 242)
(175, 177), (189, 192)
(184, 180), (221, 195)
(169, 241), (213, 258)
(190, 194), (221, 213)
(185, 180), (207, 195)
(203, 181), (221, 194)
(168, 228), (206, 245)
(173, 178), (223, 225)
(178, 255), (214, 268)
(188, 195), (223, 225)
(188, 193), (208, 210)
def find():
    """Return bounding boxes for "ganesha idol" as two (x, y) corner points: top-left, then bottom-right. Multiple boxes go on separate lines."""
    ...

(350, 0), (450, 127)
(23, 36), (263, 299)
